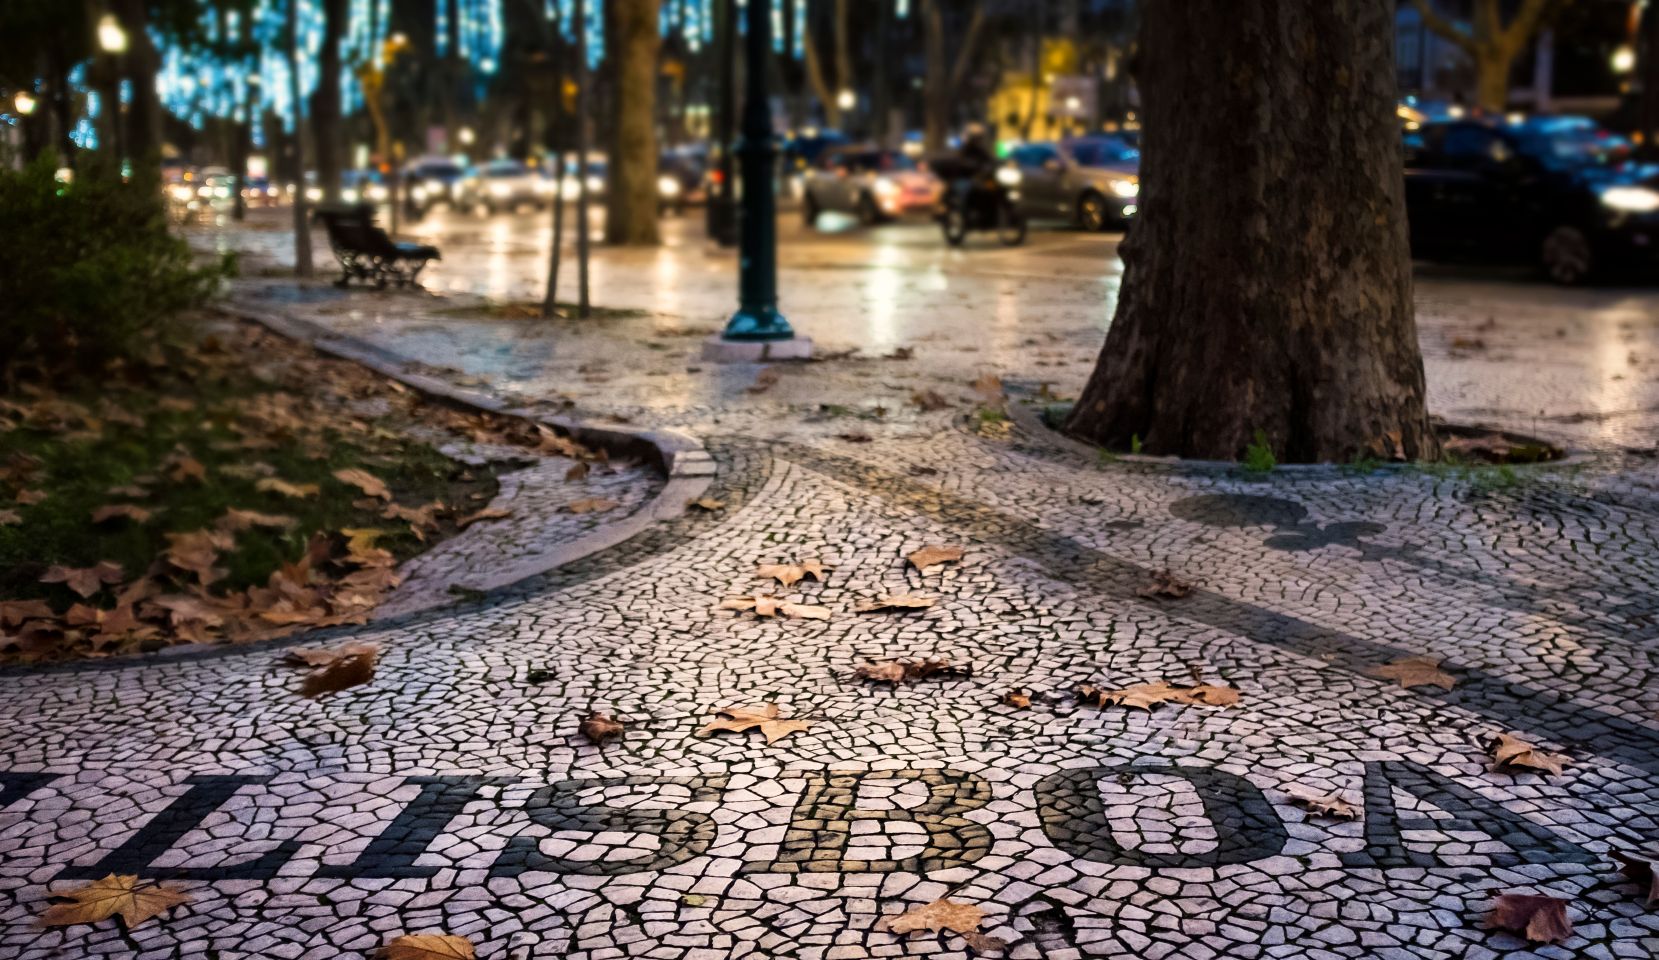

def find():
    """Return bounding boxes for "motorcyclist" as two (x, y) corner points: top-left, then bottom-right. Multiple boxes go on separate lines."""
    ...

(957, 124), (996, 178)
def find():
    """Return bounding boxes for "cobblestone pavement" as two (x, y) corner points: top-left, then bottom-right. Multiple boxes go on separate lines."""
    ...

(5, 211), (1659, 958)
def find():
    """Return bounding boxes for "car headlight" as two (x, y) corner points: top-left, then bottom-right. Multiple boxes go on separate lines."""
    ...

(587, 175), (604, 193)
(411, 185), (428, 201)
(1601, 186), (1659, 213)
(366, 185), (388, 202)
(658, 175), (681, 197)
(169, 184), (194, 202)
(305, 186), (322, 202)
(562, 178), (580, 200)
(872, 176), (899, 197)
(1110, 179), (1140, 199)
(342, 188), (359, 203)
(448, 181), (462, 198)
(489, 182), (512, 198)
(995, 167), (1022, 187)
(535, 178), (555, 195)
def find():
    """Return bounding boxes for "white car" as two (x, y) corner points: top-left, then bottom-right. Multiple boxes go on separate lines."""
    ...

(474, 160), (542, 213)
(802, 147), (941, 226)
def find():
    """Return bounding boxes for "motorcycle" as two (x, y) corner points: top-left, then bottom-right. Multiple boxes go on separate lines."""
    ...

(934, 160), (1027, 247)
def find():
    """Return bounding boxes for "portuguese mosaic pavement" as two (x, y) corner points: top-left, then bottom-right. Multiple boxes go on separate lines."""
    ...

(6, 218), (1659, 958)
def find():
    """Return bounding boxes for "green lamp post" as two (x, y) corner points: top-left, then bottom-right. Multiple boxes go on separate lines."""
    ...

(720, 0), (794, 342)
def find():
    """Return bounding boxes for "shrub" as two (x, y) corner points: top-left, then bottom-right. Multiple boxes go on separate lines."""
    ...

(0, 155), (229, 382)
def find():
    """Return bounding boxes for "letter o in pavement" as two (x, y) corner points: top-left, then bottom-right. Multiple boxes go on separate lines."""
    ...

(1034, 763), (1287, 868)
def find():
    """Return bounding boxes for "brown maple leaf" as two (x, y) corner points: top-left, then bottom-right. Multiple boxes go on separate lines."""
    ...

(383, 932), (477, 960)
(566, 497), (621, 514)
(37, 874), (190, 929)
(0, 508), (21, 525)
(1285, 785), (1360, 820)
(1366, 655), (1457, 691)
(855, 658), (965, 685)
(164, 530), (234, 585)
(911, 389), (952, 412)
(40, 561), (125, 598)
(688, 497), (725, 511)
(91, 504), (153, 524)
(907, 544), (964, 572)
(697, 703), (811, 744)
(720, 596), (833, 620)
(457, 506), (513, 529)
(1490, 732), (1570, 776)
(578, 712), (625, 745)
(755, 560), (829, 587)
(0, 599), (54, 626)
(333, 467), (392, 501)
(1613, 847), (1659, 906)
(565, 461), (590, 481)
(163, 450), (207, 484)
(1078, 680), (1240, 710)
(1137, 568), (1195, 599)
(256, 477), (321, 499)
(969, 373), (1004, 399)
(1001, 689), (1032, 709)
(1485, 893), (1573, 943)
(853, 594), (937, 613)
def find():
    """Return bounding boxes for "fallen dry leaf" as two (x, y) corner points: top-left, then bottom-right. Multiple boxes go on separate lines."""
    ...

(1486, 893), (1572, 943)
(40, 562), (125, 599)
(1137, 568), (1195, 599)
(383, 932), (477, 960)
(755, 561), (829, 588)
(15, 489), (48, 505)
(164, 530), (234, 586)
(853, 594), (936, 613)
(969, 373), (1004, 399)
(746, 367), (782, 394)
(1078, 680), (1240, 711)
(566, 497), (621, 514)
(1285, 785), (1359, 820)
(907, 544), (964, 573)
(578, 712), (625, 745)
(1367, 655), (1457, 691)
(164, 451), (207, 484)
(91, 504), (152, 524)
(836, 432), (873, 443)
(214, 508), (294, 532)
(565, 461), (590, 481)
(720, 596), (833, 621)
(855, 658), (966, 685)
(911, 389), (952, 412)
(0, 508), (20, 525)
(1001, 689), (1032, 709)
(697, 703), (811, 744)
(0, 599), (54, 626)
(1613, 847), (1659, 906)
(37, 874), (190, 929)
(688, 497), (725, 511)
(294, 643), (380, 698)
(1491, 732), (1570, 776)
(457, 506), (513, 529)
(257, 477), (321, 499)
(885, 898), (992, 940)
(333, 468), (392, 501)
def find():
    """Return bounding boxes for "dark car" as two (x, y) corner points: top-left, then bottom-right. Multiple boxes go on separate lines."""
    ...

(403, 157), (472, 216)
(1404, 117), (1652, 284)
(1005, 137), (1140, 231)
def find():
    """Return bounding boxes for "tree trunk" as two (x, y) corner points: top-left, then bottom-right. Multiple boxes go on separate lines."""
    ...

(1473, 47), (1512, 112)
(1064, 0), (1438, 464)
(604, 0), (662, 245)
(287, 0), (314, 278)
(921, 0), (948, 153)
(113, 0), (162, 188)
(311, 0), (348, 202)
(803, 32), (842, 129)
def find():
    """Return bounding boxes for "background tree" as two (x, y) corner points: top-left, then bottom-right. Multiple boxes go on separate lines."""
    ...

(919, 0), (987, 153)
(604, 0), (661, 245)
(310, 0), (348, 202)
(1065, 0), (1439, 464)
(1410, 0), (1569, 111)
(802, 0), (853, 128)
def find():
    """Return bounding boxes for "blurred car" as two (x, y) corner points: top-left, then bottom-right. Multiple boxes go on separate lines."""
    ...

(540, 158), (608, 203)
(782, 129), (851, 201)
(404, 157), (472, 215)
(472, 159), (542, 213)
(340, 169), (390, 206)
(1004, 137), (1140, 231)
(802, 146), (941, 226)
(658, 151), (708, 213)
(1404, 116), (1650, 284)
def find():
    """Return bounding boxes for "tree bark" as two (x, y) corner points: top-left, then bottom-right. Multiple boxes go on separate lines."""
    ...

(286, 0), (314, 278)
(311, 0), (348, 202)
(604, 0), (661, 245)
(921, 0), (986, 153)
(803, 32), (841, 129)
(1064, 0), (1438, 464)
(113, 0), (162, 188)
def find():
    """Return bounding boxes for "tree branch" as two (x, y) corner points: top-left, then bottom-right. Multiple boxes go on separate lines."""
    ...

(1409, 0), (1478, 55)
(948, 4), (988, 94)
(1501, 0), (1562, 55)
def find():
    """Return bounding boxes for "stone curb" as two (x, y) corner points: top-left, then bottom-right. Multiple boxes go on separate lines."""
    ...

(0, 299), (716, 675)
(1003, 388), (1594, 475)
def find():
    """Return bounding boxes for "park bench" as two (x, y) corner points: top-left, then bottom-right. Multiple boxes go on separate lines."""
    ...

(315, 204), (440, 289)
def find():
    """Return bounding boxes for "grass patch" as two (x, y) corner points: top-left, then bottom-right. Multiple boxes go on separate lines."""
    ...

(1241, 430), (1276, 475)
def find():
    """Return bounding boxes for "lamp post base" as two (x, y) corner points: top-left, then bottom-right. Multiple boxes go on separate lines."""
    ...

(700, 333), (814, 363)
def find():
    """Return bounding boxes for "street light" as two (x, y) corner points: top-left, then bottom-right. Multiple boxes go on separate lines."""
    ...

(13, 91), (35, 115)
(97, 14), (128, 55)
(708, 0), (805, 356)
(836, 89), (856, 111)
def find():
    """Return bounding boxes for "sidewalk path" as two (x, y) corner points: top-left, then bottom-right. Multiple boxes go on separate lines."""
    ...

(3, 213), (1656, 959)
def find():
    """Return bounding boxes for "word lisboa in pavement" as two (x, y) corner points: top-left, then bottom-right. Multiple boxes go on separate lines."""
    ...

(1, 759), (1595, 883)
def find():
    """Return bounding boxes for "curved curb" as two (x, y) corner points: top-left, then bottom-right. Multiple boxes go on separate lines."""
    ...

(1002, 390), (1595, 475)
(0, 300), (716, 675)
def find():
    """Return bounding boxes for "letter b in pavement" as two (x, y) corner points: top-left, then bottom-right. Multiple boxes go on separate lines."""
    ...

(743, 768), (993, 874)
